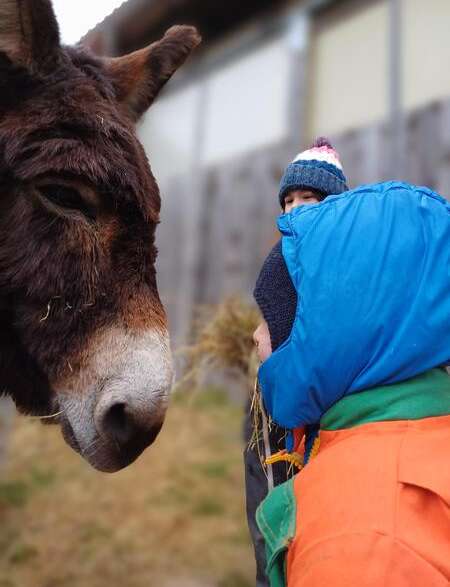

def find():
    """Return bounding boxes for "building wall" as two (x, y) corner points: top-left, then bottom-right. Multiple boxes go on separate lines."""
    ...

(201, 38), (290, 165)
(152, 96), (450, 351)
(331, 98), (450, 196)
(139, 83), (201, 189)
(138, 33), (291, 188)
(141, 0), (450, 186)
(308, 0), (450, 138)
(309, 0), (389, 138)
(403, 0), (450, 111)
(134, 0), (450, 350)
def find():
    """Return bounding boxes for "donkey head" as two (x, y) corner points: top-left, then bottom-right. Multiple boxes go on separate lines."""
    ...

(0, 0), (200, 471)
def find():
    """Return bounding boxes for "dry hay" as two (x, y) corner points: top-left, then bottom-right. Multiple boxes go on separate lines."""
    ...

(176, 297), (274, 469)
(177, 296), (261, 390)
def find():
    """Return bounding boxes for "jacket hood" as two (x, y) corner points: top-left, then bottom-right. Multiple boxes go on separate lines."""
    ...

(258, 182), (450, 429)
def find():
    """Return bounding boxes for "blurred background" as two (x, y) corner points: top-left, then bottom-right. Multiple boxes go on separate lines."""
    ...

(85, 0), (450, 349)
(1, 1), (450, 586)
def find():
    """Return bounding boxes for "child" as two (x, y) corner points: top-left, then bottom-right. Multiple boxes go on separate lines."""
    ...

(254, 174), (450, 587)
(279, 136), (348, 212)
(246, 138), (348, 587)
(253, 137), (348, 359)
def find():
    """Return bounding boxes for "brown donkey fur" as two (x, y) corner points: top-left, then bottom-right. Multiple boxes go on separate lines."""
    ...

(0, 0), (200, 471)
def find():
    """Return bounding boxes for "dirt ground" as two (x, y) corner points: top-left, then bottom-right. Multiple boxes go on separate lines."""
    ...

(0, 388), (255, 587)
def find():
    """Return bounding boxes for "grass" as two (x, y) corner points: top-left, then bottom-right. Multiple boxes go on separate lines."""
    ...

(0, 466), (56, 510)
(8, 544), (38, 566)
(219, 571), (253, 587)
(0, 387), (254, 587)
(191, 461), (230, 479)
(0, 481), (29, 509)
(191, 496), (225, 517)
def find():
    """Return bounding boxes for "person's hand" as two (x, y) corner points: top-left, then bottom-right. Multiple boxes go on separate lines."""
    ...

(253, 321), (272, 363)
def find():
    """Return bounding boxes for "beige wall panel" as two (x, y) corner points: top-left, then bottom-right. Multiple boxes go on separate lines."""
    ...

(403, 0), (450, 111)
(138, 84), (201, 189)
(202, 38), (290, 165)
(309, 1), (388, 138)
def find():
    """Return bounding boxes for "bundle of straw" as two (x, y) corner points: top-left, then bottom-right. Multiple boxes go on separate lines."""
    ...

(177, 296), (276, 473)
(178, 296), (261, 389)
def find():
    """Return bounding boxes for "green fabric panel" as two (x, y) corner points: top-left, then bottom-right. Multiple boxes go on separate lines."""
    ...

(256, 477), (296, 587)
(321, 368), (450, 431)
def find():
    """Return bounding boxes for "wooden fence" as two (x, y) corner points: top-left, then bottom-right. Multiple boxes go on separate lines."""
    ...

(156, 97), (450, 349)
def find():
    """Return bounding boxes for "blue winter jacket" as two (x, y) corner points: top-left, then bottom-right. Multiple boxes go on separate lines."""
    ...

(258, 181), (450, 430)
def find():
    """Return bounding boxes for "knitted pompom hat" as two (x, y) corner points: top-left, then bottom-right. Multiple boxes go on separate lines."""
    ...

(278, 137), (349, 208)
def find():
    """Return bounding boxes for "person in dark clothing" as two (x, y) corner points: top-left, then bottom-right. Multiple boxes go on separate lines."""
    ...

(246, 137), (348, 586)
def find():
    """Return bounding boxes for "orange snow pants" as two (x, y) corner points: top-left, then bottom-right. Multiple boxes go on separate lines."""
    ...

(287, 416), (450, 586)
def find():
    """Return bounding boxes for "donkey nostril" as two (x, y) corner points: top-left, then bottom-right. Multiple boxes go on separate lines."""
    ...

(102, 402), (133, 446)
(99, 401), (164, 452)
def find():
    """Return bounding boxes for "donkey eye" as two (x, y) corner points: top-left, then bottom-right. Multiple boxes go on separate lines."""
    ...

(38, 184), (96, 220)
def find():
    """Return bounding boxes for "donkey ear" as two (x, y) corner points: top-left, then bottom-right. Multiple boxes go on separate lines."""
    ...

(0, 0), (60, 70)
(106, 25), (201, 121)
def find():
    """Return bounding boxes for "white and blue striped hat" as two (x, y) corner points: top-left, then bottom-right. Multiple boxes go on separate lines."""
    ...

(279, 137), (348, 207)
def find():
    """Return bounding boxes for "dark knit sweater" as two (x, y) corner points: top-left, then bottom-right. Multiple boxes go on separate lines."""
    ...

(253, 240), (297, 351)
(249, 239), (298, 586)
